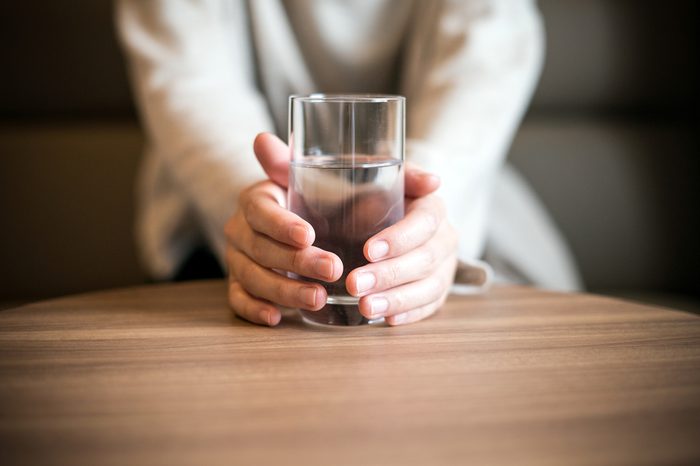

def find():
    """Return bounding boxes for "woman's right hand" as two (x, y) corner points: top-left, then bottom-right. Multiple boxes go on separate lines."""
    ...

(224, 136), (343, 326)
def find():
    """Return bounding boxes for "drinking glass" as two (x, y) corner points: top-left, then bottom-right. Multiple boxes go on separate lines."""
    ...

(288, 94), (405, 326)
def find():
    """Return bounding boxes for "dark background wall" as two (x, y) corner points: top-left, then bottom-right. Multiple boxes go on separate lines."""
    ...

(0, 1), (698, 308)
(510, 0), (699, 306)
(0, 1), (144, 301)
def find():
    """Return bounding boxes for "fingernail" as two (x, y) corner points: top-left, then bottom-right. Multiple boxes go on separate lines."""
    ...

(258, 309), (272, 326)
(314, 257), (334, 279)
(368, 240), (389, 261)
(300, 286), (318, 307)
(290, 225), (309, 245)
(355, 272), (376, 294)
(370, 297), (389, 317)
(391, 313), (408, 325)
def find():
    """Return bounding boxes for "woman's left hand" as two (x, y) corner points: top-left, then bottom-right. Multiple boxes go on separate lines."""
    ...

(345, 169), (459, 326)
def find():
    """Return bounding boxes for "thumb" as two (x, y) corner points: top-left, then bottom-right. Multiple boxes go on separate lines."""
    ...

(405, 163), (440, 198)
(253, 132), (289, 188)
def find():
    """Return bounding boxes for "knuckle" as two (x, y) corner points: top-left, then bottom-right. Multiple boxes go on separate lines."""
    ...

(228, 281), (244, 311)
(273, 218), (289, 240)
(425, 210), (440, 233)
(228, 252), (241, 278)
(239, 185), (256, 207)
(387, 262), (402, 286)
(415, 306), (434, 322)
(249, 236), (264, 261)
(229, 224), (246, 250)
(244, 196), (264, 223)
(224, 216), (236, 239)
(427, 276), (444, 298)
(273, 279), (289, 303)
(414, 303), (436, 321)
(238, 187), (249, 204)
(238, 259), (256, 285)
(394, 229), (411, 251)
(392, 292), (407, 311)
(421, 247), (437, 270)
(290, 249), (305, 271)
(226, 211), (247, 241)
(225, 246), (235, 266)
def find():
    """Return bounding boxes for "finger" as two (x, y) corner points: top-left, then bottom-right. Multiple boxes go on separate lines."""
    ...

(347, 228), (455, 296)
(357, 274), (446, 320)
(404, 163), (440, 198)
(234, 219), (343, 282)
(382, 257), (456, 326)
(229, 249), (326, 310)
(227, 279), (282, 327)
(385, 292), (448, 326)
(254, 132), (290, 188)
(363, 195), (446, 262)
(239, 183), (315, 247)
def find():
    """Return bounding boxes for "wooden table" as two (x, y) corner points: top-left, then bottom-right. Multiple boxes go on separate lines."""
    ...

(1, 281), (699, 465)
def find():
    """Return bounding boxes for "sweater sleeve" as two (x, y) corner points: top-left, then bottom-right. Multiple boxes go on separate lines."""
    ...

(116, 0), (274, 265)
(400, 0), (544, 290)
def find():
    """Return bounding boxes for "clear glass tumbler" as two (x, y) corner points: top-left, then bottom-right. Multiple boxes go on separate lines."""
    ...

(288, 94), (405, 326)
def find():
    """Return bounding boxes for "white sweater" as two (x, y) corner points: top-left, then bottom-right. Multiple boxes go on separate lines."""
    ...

(117, 0), (582, 291)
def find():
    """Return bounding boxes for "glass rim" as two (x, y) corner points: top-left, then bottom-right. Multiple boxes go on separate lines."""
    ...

(290, 93), (405, 103)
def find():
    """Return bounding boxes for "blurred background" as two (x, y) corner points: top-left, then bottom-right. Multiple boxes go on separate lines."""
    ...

(0, 0), (698, 310)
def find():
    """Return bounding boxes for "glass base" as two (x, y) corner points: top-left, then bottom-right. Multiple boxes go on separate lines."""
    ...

(300, 296), (384, 326)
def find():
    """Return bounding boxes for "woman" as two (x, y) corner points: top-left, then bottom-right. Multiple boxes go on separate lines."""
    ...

(117, 0), (581, 326)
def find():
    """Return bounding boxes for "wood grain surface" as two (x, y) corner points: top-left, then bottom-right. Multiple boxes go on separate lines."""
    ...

(1, 281), (699, 466)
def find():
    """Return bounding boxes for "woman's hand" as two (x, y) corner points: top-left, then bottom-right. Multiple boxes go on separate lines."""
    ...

(345, 177), (459, 326)
(224, 136), (343, 326)
(225, 132), (458, 326)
